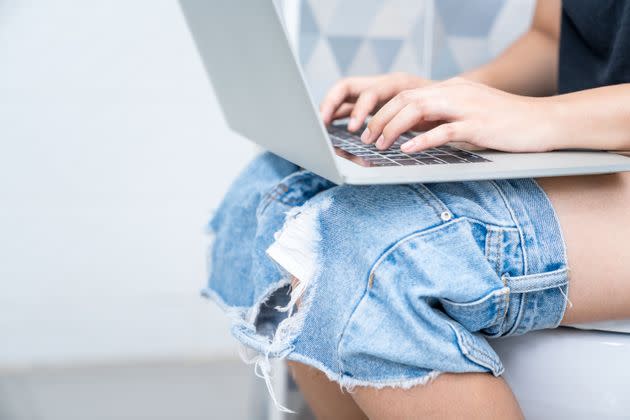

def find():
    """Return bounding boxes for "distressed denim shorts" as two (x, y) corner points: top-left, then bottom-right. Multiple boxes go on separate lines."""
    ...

(206, 152), (569, 394)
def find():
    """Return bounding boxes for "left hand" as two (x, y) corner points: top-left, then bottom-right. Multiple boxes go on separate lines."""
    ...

(360, 78), (558, 153)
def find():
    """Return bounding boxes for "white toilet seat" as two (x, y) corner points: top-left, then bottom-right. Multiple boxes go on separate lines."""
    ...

(571, 319), (630, 334)
(492, 327), (630, 418)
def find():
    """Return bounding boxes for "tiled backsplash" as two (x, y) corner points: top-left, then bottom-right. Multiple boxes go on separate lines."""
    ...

(296, 0), (535, 103)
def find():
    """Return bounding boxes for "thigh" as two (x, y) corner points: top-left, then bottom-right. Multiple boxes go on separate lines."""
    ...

(538, 173), (630, 324)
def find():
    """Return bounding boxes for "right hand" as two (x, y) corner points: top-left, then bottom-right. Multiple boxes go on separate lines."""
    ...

(319, 72), (433, 132)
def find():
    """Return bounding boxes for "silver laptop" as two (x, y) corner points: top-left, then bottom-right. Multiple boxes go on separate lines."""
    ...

(179, 0), (630, 185)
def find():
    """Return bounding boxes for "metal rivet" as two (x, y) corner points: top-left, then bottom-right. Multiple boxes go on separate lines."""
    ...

(440, 211), (452, 222)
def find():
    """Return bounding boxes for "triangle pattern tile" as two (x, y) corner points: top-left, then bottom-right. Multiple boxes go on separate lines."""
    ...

(299, 33), (320, 67)
(431, 11), (460, 79)
(326, 0), (384, 36)
(447, 36), (490, 72)
(411, 10), (427, 74)
(435, 0), (505, 37)
(328, 36), (364, 74)
(300, 0), (320, 34)
(304, 37), (342, 103)
(448, 36), (490, 71)
(370, 38), (404, 73)
(368, 0), (424, 37)
(306, 0), (339, 32)
(488, 0), (535, 56)
(390, 42), (423, 76)
(347, 40), (381, 76)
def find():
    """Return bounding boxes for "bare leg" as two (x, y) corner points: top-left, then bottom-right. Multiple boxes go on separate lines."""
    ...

(537, 173), (630, 324)
(287, 277), (367, 419)
(352, 373), (523, 420)
(288, 361), (368, 420)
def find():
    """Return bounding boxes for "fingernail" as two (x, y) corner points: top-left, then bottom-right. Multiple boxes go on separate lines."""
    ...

(348, 117), (358, 131)
(375, 135), (385, 149)
(361, 128), (371, 143)
(401, 140), (415, 152)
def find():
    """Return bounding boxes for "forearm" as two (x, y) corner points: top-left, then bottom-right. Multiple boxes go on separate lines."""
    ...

(545, 84), (630, 151)
(460, 0), (561, 97)
(462, 29), (559, 97)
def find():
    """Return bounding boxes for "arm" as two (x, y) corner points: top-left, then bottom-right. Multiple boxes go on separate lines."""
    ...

(549, 84), (630, 150)
(462, 0), (561, 96)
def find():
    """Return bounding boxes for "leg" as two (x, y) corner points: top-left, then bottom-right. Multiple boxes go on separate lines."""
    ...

(352, 373), (523, 420)
(538, 174), (630, 324)
(288, 361), (367, 420)
(287, 277), (367, 419)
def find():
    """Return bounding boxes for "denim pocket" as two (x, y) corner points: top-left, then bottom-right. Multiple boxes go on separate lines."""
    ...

(440, 286), (510, 332)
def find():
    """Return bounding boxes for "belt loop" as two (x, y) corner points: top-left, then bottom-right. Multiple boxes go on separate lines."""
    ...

(502, 268), (569, 294)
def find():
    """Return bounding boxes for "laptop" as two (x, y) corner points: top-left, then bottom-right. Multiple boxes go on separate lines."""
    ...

(178, 0), (630, 185)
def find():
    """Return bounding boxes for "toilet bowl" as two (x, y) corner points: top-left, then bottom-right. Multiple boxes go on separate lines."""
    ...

(492, 321), (630, 419)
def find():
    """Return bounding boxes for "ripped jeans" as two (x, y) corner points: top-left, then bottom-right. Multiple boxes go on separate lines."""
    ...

(206, 152), (569, 401)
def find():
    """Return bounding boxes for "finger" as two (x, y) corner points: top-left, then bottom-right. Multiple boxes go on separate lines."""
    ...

(320, 78), (370, 125)
(348, 82), (401, 132)
(376, 103), (426, 150)
(361, 89), (418, 144)
(332, 103), (355, 121)
(401, 122), (468, 153)
(347, 90), (379, 132)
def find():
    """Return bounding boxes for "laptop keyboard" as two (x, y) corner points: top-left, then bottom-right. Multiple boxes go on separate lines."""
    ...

(327, 125), (491, 166)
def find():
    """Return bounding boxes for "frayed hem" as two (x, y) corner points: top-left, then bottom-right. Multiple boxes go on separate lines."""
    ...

(200, 287), (248, 321)
(287, 353), (442, 392)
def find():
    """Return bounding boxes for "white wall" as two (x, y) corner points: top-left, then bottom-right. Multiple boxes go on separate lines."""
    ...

(0, 1), (257, 367)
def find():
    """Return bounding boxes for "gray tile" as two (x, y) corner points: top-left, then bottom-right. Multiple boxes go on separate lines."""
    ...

(435, 0), (505, 37)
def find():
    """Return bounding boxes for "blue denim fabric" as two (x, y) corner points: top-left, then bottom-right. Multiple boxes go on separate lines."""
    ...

(205, 152), (569, 390)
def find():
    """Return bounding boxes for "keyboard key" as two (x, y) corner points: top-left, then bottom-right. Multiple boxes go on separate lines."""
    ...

(434, 154), (466, 163)
(397, 159), (423, 165)
(416, 157), (446, 165)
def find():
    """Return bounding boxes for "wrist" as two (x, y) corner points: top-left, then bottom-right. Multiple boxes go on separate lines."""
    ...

(534, 96), (572, 151)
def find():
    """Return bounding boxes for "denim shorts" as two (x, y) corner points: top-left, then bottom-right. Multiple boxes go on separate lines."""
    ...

(206, 152), (569, 395)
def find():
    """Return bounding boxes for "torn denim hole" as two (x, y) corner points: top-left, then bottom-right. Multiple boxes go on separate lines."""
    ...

(223, 196), (331, 412)
(266, 195), (332, 316)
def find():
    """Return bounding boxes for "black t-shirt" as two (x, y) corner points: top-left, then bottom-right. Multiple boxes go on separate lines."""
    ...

(559, 0), (630, 94)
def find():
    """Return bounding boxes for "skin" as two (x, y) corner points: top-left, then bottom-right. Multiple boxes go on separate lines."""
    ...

(292, 0), (630, 418)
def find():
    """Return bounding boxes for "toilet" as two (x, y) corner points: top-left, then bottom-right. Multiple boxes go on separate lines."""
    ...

(493, 321), (630, 418)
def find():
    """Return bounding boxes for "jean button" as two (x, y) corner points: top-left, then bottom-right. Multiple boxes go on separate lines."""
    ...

(440, 211), (452, 222)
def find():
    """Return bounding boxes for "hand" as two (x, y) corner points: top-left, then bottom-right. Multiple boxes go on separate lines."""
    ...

(319, 72), (433, 132)
(360, 78), (558, 153)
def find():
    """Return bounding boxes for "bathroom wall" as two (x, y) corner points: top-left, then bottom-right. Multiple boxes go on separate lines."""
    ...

(298, 0), (536, 103)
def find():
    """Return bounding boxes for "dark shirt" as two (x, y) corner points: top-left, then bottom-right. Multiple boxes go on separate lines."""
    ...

(559, 0), (630, 94)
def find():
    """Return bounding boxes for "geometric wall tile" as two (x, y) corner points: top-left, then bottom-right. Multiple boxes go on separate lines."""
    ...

(326, 0), (384, 35)
(305, 37), (342, 103)
(488, 0), (535, 57)
(348, 41), (382, 75)
(447, 36), (491, 71)
(306, 0), (340, 32)
(297, 0), (534, 103)
(370, 38), (404, 72)
(328, 36), (364, 73)
(435, 0), (505, 37)
(299, 33), (320, 66)
(300, 1), (320, 34)
(368, 0), (425, 37)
